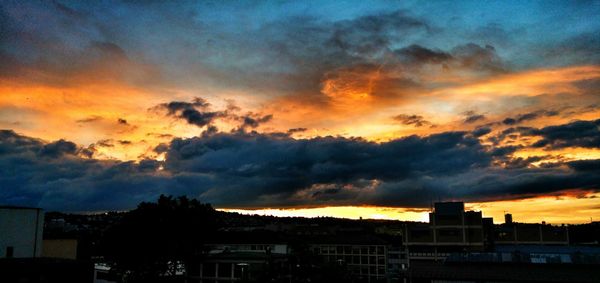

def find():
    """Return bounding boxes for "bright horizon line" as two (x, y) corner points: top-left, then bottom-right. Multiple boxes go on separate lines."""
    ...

(217, 194), (600, 225)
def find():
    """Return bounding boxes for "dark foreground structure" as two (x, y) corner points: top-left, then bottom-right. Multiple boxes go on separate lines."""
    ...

(183, 202), (600, 283)
(0, 257), (94, 283)
(410, 260), (600, 283)
(182, 202), (599, 283)
(3, 197), (600, 283)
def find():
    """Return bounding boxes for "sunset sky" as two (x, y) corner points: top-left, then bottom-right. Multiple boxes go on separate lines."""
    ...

(1, 1), (599, 224)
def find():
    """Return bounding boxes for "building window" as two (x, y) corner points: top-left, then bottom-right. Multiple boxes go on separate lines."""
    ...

(6, 246), (13, 258)
(344, 246), (351, 254)
(203, 263), (216, 278)
(218, 263), (232, 278)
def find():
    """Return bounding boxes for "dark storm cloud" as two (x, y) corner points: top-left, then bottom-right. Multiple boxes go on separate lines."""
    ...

(502, 156), (547, 169)
(154, 97), (225, 128)
(154, 98), (273, 132)
(79, 145), (96, 159)
(160, 130), (491, 206)
(287, 128), (308, 134)
(463, 111), (486, 124)
(153, 143), (169, 154)
(238, 114), (273, 130)
(501, 118), (516, 125)
(2, 120), (600, 210)
(393, 43), (506, 74)
(526, 119), (600, 149)
(502, 110), (559, 125)
(446, 166), (600, 203)
(179, 110), (222, 128)
(472, 126), (492, 137)
(568, 159), (600, 172)
(488, 127), (531, 145)
(394, 45), (451, 65)
(160, 98), (211, 114)
(393, 114), (432, 127)
(0, 129), (194, 211)
(489, 145), (520, 157)
(95, 139), (114, 147)
(39, 139), (78, 157)
(491, 119), (600, 150)
(450, 44), (505, 73)
(327, 10), (429, 57)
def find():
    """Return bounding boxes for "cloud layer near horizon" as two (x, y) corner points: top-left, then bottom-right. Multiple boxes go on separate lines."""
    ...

(1, 119), (598, 211)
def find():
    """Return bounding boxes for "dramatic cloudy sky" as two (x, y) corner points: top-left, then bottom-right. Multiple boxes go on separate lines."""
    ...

(1, 0), (599, 223)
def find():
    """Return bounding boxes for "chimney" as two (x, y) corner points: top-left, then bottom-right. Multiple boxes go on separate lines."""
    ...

(504, 213), (513, 224)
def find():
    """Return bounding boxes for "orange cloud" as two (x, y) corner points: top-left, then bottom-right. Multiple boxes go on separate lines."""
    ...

(439, 65), (600, 99)
(0, 79), (174, 160)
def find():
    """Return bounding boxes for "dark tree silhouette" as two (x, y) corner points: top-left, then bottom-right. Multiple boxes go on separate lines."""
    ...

(102, 195), (218, 283)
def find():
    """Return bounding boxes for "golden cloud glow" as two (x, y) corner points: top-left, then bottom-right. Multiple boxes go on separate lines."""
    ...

(440, 65), (600, 99)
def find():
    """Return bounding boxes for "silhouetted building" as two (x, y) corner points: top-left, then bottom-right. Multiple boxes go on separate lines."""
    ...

(494, 222), (569, 245)
(568, 221), (600, 245)
(187, 229), (410, 283)
(0, 206), (44, 258)
(0, 206), (93, 283)
(309, 234), (405, 283)
(505, 213), (513, 224)
(189, 252), (289, 283)
(409, 258), (600, 283)
(405, 202), (484, 260)
(187, 232), (291, 283)
(0, 257), (94, 283)
(410, 245), (600, 282)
